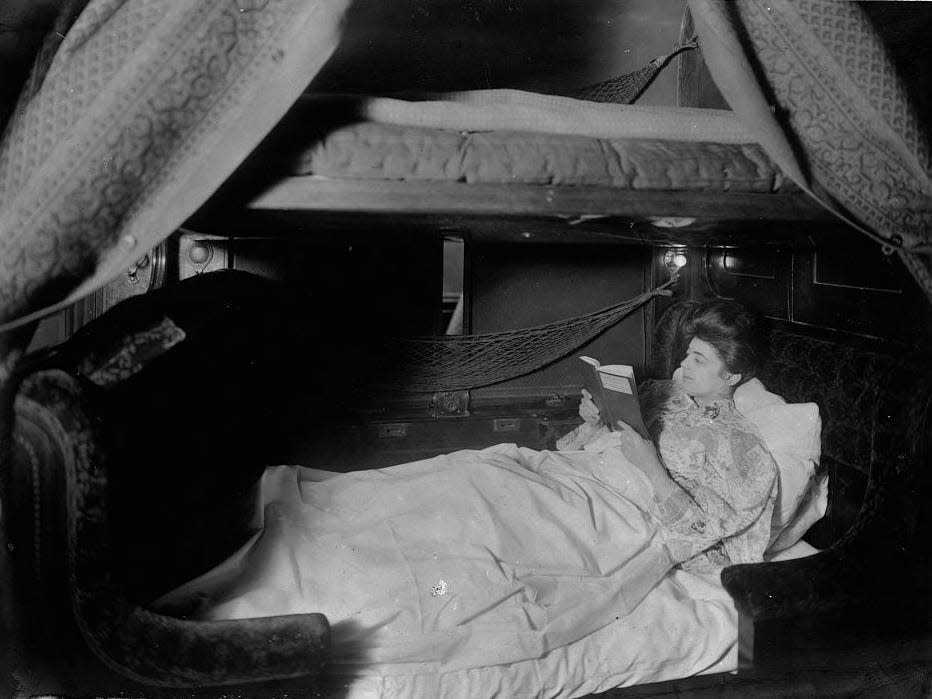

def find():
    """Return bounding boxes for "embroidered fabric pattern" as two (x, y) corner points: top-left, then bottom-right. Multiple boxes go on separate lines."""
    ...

(0, 0), (350, 330)
(79, 318), (185, 387)
(690, 0), (932, 300)
(555, 378), (777, 573)
(641, 380), (777, 573)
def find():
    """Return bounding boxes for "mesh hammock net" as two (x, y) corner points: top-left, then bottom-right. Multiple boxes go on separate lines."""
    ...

(360, 42), (694, 393)
(375, 281), (674, 392)
(570, 38), (698, 104)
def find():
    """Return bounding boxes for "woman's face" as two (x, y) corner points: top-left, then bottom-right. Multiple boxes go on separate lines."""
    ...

(679, 337), (740, 402)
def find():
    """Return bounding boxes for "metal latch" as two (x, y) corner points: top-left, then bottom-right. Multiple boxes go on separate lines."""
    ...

(377, 423), (409, 439)
(493, 418), (521, 433)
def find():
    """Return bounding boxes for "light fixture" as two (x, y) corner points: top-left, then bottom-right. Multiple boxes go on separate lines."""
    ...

(663, 248), (688, 279)
(649, 217), (696, 229)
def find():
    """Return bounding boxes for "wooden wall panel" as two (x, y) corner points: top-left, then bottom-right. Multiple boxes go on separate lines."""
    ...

(684, 233), (932, 350)
(470, 242), (648, 405)
(791, 237), (931, 346)
(185, 231), (444, 338)
(703, 246), (791, 319)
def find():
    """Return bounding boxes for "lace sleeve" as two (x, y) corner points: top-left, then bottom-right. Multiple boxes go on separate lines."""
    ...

(655, 426), (777, 565)
(556, 422), (610, 451)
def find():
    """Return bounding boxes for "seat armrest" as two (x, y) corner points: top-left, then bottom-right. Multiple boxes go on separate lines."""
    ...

(9, 369), (331, 689)
(721, 548), (872, 622)
(112, 607), (330, 686)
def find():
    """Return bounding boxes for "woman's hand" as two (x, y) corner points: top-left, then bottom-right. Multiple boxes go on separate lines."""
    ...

(613, 421), (670, 486)
(579, 389), (602, 426)
(555, 390), (606, 451)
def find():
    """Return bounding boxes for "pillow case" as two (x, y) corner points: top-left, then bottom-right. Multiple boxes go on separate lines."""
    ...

(670, 372), (826, 554)
(733, 378), (826, 554)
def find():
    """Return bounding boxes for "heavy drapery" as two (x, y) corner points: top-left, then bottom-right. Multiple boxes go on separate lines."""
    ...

(2, 0), (930, 340)
(0, 0), (349, 334)
(688, 0), (932, 302)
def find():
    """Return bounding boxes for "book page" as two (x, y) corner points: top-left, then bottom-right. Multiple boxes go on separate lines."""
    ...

(598, 364), (634, 378)
(600, 373), (633, 394)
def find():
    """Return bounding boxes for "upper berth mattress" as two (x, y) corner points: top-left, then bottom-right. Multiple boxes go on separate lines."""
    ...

(293, 121), (794, 193)
(267, 91), (794, 192)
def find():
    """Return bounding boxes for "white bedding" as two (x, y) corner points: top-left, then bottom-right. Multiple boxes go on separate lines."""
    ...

(326, 567), (738, 699)
(154, 445), (817, 698)
(307, 90), (755, 144)
(330, 538), (818, 699)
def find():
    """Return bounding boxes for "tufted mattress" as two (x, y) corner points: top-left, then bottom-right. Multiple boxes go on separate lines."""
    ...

(292, 121), (792, 192)
(234, 91), (828, 222)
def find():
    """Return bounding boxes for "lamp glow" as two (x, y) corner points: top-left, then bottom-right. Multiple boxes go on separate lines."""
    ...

(662, 249), (688, 279)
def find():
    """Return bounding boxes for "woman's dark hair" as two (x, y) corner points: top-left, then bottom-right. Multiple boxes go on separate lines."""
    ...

(682, 300), (770, 384)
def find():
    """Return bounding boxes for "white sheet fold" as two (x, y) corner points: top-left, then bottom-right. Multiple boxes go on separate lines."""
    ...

(303, 89), (754, 143)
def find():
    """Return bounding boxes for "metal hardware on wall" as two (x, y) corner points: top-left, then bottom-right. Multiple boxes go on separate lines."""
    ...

(178, 231), (228, 279)
(662, 248), (688, 281)
(126, 254), (148, 285)
(124, 244), (167, 291)
(86, 241), (168, 322)
(430, 390), (471, 417)
(493, 418), (521, 433)
(98, 240), (170, 315)
(26, 240), (174, 352)
(376, 423), (409, 440)
(188, 242), (214, 273)
(148, 243), (167, 291)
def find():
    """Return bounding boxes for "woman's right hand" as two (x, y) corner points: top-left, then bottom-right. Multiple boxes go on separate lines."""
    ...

(579, 389), (602, 426)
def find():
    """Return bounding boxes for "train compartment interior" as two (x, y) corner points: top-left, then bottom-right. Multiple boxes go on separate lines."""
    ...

(2, 1), (932, 697)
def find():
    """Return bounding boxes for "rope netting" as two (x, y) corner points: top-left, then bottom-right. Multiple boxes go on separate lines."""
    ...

(376, 282), (673, 392)
(571, 38), (698, 105)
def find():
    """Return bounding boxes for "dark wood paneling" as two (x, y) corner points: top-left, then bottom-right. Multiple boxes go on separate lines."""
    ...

(189, 231), (444, 338)
(692, 235), (932, 349)
(702, 245), (791, 319)
(792, 236), (932, 346)
(470, 242), (648, 403)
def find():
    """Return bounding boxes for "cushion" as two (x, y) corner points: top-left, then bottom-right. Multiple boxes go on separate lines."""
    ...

(734, 378), (826, 553)
(763, 538), (820, 562)
(671, 372), (826, 553)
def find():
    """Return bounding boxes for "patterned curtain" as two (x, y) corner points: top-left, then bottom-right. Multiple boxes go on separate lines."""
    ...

(0, 0), (349, 336)
(688, 0), (932, 303)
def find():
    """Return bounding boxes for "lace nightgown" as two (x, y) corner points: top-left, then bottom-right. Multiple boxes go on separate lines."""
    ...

(558, 379), (778, 573)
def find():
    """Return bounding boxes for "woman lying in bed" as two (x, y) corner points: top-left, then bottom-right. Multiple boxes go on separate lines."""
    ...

(154, 300), (776, 690)
(558, 299), (775, 573)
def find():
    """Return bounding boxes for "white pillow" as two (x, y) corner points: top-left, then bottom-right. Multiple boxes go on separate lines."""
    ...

(669, 373), (826, 553)
(734, 378), (826, 554)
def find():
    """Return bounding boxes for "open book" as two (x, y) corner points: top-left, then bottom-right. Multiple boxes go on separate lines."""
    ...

(577, 356), (650, 440)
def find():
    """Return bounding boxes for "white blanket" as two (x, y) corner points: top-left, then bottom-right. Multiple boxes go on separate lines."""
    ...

(306, 90), (754, 143)
(153, 444), (817, 696)
(326, 568), (738, 699)
(333, 540), (818, 699)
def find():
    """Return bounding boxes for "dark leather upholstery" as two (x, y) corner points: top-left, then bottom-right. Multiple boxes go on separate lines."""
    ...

(4, 272), (331, 694)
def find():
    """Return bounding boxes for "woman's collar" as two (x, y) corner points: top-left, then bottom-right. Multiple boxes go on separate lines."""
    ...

(683, 390), (735, 419)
